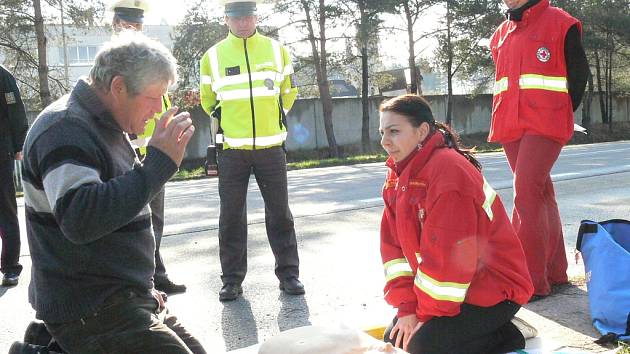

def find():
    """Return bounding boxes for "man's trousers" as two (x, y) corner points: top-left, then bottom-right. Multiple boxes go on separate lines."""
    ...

(217, 146), (300, 285)
(46, 288), (206, 354)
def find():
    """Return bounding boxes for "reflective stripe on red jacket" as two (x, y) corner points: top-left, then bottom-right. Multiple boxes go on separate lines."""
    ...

(381, 132), (533, 322)
(489, 0), (580, 145)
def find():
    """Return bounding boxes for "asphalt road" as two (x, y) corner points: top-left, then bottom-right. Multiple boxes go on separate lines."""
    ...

(1, 140), (629, 352)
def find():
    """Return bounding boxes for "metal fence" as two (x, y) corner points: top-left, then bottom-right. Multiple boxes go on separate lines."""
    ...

(13, 160), (22, 192)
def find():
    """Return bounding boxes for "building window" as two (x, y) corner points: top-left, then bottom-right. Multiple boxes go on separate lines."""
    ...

(58, 45), (98, 65)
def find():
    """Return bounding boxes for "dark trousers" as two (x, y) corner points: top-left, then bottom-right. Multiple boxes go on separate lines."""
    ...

(217, 146), (300, 285)
(0, 158), (22, 275)
(504, 135), (568, 295)
(151, 187), (169, 284)
(45, 289), (206, 354)
(384, 301), (525, 354)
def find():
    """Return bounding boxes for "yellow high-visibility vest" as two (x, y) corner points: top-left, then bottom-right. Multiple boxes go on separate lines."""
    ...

(200, 30), (298, 150)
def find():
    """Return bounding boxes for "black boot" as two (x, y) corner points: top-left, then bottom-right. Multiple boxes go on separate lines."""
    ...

(9, 341), (62, 354)
(24, 321), (52, 346)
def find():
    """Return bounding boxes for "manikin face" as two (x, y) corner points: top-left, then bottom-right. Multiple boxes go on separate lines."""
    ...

(502, 0), (529, 9)
(225, 15), (257, 38)
(110, 78), (168, 135)
(379, 111), (430, 163)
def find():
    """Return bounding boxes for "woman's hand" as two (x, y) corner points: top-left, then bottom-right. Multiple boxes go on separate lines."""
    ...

(390, 314), (423, 352)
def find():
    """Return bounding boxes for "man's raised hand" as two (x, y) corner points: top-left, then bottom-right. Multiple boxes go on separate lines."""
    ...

(149, 106), (195, 166)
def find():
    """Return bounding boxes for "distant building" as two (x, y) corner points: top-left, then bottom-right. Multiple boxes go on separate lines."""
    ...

(329, 79), (358, 97)
(374, 66), (423, 96)
(45, 24), (174, 86)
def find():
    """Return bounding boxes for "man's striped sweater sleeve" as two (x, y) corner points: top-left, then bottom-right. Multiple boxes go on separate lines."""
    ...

(23, 121), (176, 245)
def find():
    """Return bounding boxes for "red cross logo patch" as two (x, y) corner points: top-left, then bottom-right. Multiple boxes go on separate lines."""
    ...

(536, 47), (551, 63)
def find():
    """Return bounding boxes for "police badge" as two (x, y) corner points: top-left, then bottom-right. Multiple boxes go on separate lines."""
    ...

(264, 78), (274, 90)
(5, 92), (16, 105)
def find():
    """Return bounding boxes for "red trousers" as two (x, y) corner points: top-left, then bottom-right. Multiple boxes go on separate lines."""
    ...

(503, 135), (568, 296)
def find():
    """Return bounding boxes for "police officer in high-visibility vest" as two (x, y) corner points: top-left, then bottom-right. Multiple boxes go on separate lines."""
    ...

(1, 64), (28, 288)
(489, 0), (588, 300)
(200, 0), (303, 302)
(111, 0), (186, 295)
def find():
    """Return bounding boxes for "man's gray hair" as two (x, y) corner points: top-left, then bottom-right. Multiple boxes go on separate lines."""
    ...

(89, 31), (178, 95)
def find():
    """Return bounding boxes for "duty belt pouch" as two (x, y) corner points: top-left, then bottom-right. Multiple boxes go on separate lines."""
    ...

(577, 219), (630, 344)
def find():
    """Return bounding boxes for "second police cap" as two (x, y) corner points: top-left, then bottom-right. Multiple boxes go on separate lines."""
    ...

(110, 0), (150, 23)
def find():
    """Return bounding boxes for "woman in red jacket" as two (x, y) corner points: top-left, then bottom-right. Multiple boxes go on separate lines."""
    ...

(379, 95), (535, 354)
(489, 0), (588, 298)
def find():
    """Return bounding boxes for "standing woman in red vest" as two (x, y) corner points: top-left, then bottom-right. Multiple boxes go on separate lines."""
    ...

(489, 0), (589, 299)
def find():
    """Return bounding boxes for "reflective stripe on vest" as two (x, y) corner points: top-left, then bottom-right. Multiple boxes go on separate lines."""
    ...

(218, 87), (280, 101)
(414, 269), (470, 303)
(223, 131), (287, 148)
(208, 46), (221, 84)
(208, 41), (284, 95)
(519, 74), (568, 92)
(384, 258), (414, 282)
(494, 74), (568, 95)
(494, 77), (508, 95)
(201, 75), (212, 85)
(482, 177), (497, 221)
(211, 71), (284, 91)
(271, 39), (282, 73)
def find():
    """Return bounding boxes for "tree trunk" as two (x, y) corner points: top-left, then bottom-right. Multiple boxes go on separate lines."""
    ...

(303, 0), (338, 157)
(581, 70), (593, 131)
(359, 1), (370, 153)
(445, 1), (453, 125)
(33, 0), (51, 108)
(593, 51), (607, 124)
(606, 43), (613, 132)
(403, 2), (419, 95)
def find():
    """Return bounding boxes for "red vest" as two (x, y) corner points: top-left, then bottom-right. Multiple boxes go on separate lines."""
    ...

(489, 0), (580, 145)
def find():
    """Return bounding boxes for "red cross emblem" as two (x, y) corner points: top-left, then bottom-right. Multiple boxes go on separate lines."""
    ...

(536, 47), (551, 63)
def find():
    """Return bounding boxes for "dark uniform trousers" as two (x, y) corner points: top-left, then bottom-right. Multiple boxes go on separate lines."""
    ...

(217, 146), (300, 285)
(151, 186), (169, 284)
(0, 157), (22, 275)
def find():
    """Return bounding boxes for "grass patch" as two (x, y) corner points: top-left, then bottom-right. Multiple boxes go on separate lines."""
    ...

(288, 154), (387, 170)
(618, 342), (630, 354)
(171, 166), (206, 181)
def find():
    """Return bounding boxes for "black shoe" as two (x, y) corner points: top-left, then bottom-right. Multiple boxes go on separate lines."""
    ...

(219, 283), (242, 302)
(155, 279), (187, 294)
(2, 272), (19, 287)
(9, 341), (59, 354)
(24, 321), (52, 346)
(279, 277), (305, 295)
(528, 294), (548, 303)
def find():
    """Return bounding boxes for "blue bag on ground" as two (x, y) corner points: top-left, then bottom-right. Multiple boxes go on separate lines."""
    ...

(577, 219), (630, 343)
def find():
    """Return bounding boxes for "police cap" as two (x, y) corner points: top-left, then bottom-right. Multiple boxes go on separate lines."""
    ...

(221, 0), (258, 17)
(110, 0), (150, 23)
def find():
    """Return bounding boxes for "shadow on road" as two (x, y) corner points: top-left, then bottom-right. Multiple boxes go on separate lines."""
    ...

(525, 281), (600, 340)
(277, 293), (311, 332)
(222, 298), (258, 351)
(0, 286), (10, 298)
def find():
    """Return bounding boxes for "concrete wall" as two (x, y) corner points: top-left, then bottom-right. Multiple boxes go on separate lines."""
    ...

(161, 93), (630, 161)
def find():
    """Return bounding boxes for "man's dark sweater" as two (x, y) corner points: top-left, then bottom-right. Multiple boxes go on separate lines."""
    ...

(22, 79), (177, 323)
